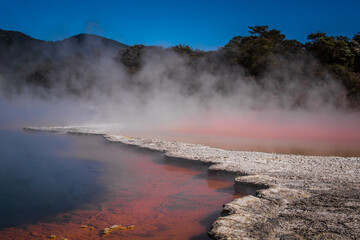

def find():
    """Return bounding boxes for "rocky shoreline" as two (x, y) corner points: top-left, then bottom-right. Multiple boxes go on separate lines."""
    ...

(25, 126), (360, 240)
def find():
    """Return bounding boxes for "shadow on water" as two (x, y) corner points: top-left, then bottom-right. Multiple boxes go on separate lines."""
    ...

(0, 130), (106, 229)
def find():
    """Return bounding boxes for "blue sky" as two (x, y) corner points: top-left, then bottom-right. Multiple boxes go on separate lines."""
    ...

(0, 0), (359, 50)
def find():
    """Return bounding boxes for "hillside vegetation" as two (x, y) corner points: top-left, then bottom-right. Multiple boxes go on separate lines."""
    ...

(1, 26), (359, 108)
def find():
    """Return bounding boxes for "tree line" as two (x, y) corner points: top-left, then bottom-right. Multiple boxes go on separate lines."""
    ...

(1, 26), (359, 108)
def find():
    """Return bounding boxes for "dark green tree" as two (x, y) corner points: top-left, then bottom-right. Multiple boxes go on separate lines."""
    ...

(223, 26), (302, 76)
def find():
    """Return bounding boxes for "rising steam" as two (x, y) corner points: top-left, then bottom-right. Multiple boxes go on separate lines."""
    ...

(1, 37), (359, 156)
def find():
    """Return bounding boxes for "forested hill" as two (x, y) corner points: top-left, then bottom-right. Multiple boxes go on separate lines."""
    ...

(0, 29), (127, 68)
(167, 26), (360, 107)
(0, 26), (359, 108)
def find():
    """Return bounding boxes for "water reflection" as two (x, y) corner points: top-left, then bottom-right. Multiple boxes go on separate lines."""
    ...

(0, 130), (247, 240)
(0, 130), (105, 229)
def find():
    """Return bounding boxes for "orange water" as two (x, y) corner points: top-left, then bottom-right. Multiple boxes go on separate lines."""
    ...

(0, 133), (241, 240)
(119, 111), (360, 157)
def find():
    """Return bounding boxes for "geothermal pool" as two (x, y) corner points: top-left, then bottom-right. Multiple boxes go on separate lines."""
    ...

(118, 111), (360, 157)
(0, 130), (245, 240)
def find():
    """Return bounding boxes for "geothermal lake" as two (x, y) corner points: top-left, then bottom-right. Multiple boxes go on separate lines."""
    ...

(0, 129), (245, 240)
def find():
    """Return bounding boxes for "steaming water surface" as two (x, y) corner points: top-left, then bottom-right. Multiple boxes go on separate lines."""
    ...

(118, 111), (360, 157)
(0, 130), (243, 240)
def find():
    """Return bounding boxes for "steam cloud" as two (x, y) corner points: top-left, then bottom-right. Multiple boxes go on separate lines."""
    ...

(1, 39), (359, 156)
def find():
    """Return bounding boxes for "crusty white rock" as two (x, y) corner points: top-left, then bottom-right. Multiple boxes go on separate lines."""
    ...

(25, 125), (360, 239)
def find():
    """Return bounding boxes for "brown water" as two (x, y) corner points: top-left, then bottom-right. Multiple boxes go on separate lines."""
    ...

(0, 130), (247, 240)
